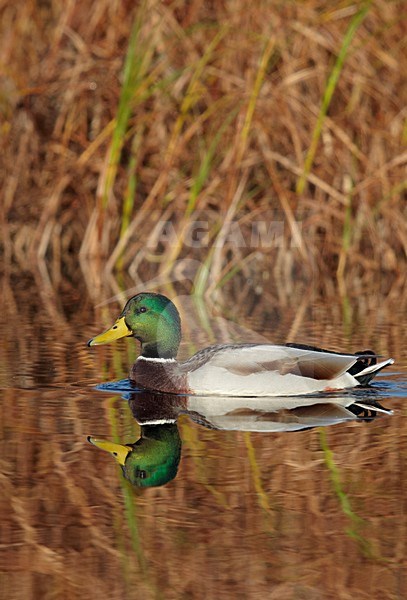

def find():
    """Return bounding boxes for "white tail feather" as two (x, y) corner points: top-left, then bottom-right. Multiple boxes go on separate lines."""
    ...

(356, 358), (394, 377)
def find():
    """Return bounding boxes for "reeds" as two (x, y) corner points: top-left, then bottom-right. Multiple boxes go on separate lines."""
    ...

(1, 5), (406, 598)
(0, 0), (405, 301)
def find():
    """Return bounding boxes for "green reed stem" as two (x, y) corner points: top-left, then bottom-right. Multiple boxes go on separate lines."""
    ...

(296, 4), (370, 194)
(187, 106), (240, 217)
(103, 1), (155, 210)
(238, 36), (276, 163)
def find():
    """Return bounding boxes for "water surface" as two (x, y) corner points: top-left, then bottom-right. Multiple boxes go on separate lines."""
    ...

(1, 281), (406, 599)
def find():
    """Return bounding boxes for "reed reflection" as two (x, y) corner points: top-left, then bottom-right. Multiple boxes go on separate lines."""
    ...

(88, 386), (392, 488)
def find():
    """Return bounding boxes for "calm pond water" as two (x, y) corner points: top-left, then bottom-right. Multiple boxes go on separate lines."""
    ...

(1, 278), (406, 600)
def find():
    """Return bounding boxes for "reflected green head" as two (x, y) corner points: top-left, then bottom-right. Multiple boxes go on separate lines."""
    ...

(88, 424), (182, 488)
(124, 425), (182, 488)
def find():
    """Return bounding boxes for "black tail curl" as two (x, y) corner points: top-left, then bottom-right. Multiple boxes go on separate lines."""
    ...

(347, 350), (377, 376)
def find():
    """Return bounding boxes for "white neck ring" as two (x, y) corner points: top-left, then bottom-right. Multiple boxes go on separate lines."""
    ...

(137, 356), (176, 363)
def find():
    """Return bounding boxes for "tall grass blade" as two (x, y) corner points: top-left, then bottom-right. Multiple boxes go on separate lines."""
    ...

(103, 1), (155, 210)
(205, 37), (275, 293)
(296, 4), (370, 194)
(166, 27), (228, 162)
(187, 106), (240, 217)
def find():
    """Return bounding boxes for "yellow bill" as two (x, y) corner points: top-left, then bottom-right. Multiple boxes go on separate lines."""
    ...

(87, 436), (132, 466)
(87, 316), (132, 346)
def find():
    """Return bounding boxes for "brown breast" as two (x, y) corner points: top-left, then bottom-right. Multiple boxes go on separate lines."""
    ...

(130, 360), (191, 394)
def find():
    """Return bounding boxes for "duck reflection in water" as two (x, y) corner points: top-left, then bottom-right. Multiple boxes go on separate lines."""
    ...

(88, 422), (181, 488)
(88, 387), (392, 488)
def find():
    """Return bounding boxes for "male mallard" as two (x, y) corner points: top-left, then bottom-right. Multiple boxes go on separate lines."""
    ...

(88, 293), (394, 396)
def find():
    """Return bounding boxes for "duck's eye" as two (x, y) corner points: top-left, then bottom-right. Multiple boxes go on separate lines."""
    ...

(136, 469), (147, 479)
(139, 307), (147, 313)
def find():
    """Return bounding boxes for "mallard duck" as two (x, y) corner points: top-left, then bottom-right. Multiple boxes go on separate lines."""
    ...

(87, 293), (394, 397)
(87, 424), (181, 488)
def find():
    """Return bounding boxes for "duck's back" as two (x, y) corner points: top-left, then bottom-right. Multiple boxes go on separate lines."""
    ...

(183, 344), (358, 396)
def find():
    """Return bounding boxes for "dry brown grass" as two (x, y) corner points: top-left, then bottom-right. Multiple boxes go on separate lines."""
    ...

(1, 0), (406, 302)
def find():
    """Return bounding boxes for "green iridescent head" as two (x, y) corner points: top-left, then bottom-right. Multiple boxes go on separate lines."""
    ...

(87, 293), (181, 359)
(88, 424), (181, 488)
